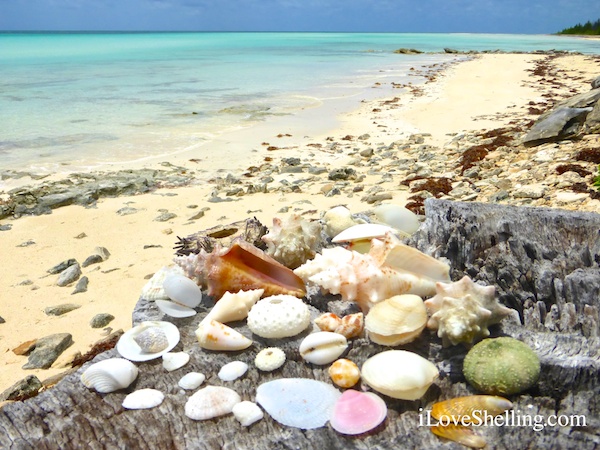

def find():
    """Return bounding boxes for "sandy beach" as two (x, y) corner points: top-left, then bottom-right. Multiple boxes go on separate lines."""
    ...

(1, 52), (599, 395)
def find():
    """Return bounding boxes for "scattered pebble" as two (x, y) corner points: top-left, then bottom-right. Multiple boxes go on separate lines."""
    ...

(90, 313), (115, 329)
(44, 303), (81, 316)
(71, 276), (89, 294)
(57, 264), (82, 287)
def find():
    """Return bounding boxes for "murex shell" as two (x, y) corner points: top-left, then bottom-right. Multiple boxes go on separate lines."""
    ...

(425, 276), (512, 346)
(361, 350), (438, 400)
(365, 294), (427, 346)
(295, 232), (450, 312)
(262, 214), (323, 269)
(299, 331), (348, 365)
(195, 319), (253, 351)
(185, 386), (242, 421)
(81, 357), (139, 393)
(116, 321), (180, 362)
(247, 295), (311, 339)
(202, 289), (264, 325)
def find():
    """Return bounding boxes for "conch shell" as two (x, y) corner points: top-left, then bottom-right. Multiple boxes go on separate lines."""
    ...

(262, 214), (322, 269)
(196, 240), (306, 299)
(424, 276), (512, 347)
(294, 232), (450, 311)
(202, 289), (264, 324)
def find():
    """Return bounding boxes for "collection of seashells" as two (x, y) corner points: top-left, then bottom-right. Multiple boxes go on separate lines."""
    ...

(81, 204), (539, 447)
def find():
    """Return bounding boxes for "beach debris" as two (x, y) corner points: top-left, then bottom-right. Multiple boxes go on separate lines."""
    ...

(365, 294), (427, 346)
(162, 351), (190, 372)
(330, 390), (387, 435)
(373, 203), (421, 236)
(425, 276), (512, 347)
(122, 389), (165, 410)
(232, 401), (264, 427)
(463, 337), (540, 395)
(361, 350), (438, 400)
(178, 372), (206, 390)
(254, 347), (286, 372)
(328, 358), (361, 388)
(80, 358), (139, 393)
(255, 378), (341, 429)
(218, 361), (249, 382)
(116, 321), (180, 362)
(195, 319), (253, 351)
(202, 289), (263, 325)
(299, 331), (348, 365)
(322, 206), (361, 238)
(247, 295), (310, 339)
(139, 265), (185, 301)
(185, 386), (242, 421)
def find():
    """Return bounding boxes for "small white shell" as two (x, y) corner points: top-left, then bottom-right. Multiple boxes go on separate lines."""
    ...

(117, 321), (180, 362)
(140, 265), (184, 301)
(185, 386), (242, 421)
(332, 223), (397, 244)
(202, 289), (264, 324)
(232, 401), (264, 427)
(163, 274), (202, 308)
(195, 319), (253, 351)
(178, 372), (206, 390)
(247, 295), (310, 339)
(122, 388), (165, 410)
(162, 351), (190, 372)
(254, 347), (286, 372)
(155, 300), (197, 318)
(81, 357), (139, 393)
(218, 361), (249, 381)
(299, 331), (348, 365)
(373, 204), (420, 236)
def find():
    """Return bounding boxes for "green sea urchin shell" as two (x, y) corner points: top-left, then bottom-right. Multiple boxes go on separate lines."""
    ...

(463, 337), (540, 395)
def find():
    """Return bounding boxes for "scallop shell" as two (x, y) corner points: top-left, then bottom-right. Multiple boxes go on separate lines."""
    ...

(178, 372), (206, 390)
(328, 358), (361, 388)
(184, 386), (242, 421)
(81, 357), (139, 393)
(256, 378), (341, 429)
(162, 351), (190, 372)
(140, 265), (184, 301)
(361, 350), (438, 400)
(195, 319), (253, 351)
(232, 401), (264, 427)
(247, 295), (310, 339)
(254, 347), (286, 372)
(299, 331), (348, 365)
(218, 361), (249, 381)
(202, 289), (264, 325)
(117, 321), (180, 362)
(365, 294), (427, 346)
(122, 388), (165, 410)
(330, 390), (387, 435)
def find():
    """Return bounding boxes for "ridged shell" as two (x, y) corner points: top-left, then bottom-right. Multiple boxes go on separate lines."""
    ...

(117, 321), (180, 362)
(330, 390), (387, 435)
(81, 358), (139, 393)
(332, 223), (397, 251)
(122, 388), (165, 410)
(361, 350), (438, 400)
(247, 295), (310, 339)
(256, 378), (341, 429)
(328, 358), (361, 388)
(140, 265), (185, 301)
(365, 294), (427, 346)
(202, 289), (263, 325)
(299, 331), (348, 365)
(185, 386), (242, 421)
(195, 319), (253, 351)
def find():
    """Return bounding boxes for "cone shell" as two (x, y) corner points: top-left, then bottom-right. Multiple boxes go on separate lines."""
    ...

(361, 350), (438, 400)
(365, 294), (427, 346)
(328, 358), (361, 388)
(195, 319), (252, 351)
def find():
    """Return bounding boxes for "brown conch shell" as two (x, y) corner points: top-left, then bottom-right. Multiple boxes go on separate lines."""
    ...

(200, 240), (306, 299)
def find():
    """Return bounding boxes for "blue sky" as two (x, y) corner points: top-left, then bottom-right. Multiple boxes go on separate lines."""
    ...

(1, 0), (599, 33)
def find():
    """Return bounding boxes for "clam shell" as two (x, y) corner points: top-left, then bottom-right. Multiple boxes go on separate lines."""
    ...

(122, 388), (165, 410)
(218, 361), (249, 381)
(361, 350), (438, 400)
(256, 378), (341, 429)
(232, 401), (264, 427)
(365, 294), (427, 346)
(195, 319), (253, 351)
(373, 204), (420, 236)
(140, 265), (184, 301)
(299, 331), (348, 365)
(155, 299), (197, 318)
(185, 386), (242, 421)
(330, 390), (387, 435)
(163, 274), (202, 308)
(117, 321), (180, 362)
(332, 223), (396, 244)
(162, 351), (190, 372)
(81, 357), (139, 393)
(178, 372), (206, 390)
(202, 289), (264, 325)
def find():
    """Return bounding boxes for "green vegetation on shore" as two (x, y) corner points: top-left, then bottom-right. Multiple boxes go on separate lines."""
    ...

(557, 19), (600, 35)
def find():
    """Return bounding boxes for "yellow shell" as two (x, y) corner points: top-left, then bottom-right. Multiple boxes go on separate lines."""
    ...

(328, 358), (361, 388)
(431, 423), (486, 449)
(365, 294), (427, 346)
(431, 395), (513, 421)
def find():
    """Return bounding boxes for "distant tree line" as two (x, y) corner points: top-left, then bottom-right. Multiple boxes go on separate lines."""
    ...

(557, 19), (600, 35)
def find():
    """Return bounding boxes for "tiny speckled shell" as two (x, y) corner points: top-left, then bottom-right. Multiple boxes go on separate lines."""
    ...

(328, 359), (360, 388)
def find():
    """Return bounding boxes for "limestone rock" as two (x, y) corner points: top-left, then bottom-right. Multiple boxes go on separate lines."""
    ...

(22, 333), (74, 370)
(56, 264), (81, 287)
(0, 375), (42, 402)
(71, 276), (89, 295)
(90, 313), (115, 329)
(44, 304), (81, 316)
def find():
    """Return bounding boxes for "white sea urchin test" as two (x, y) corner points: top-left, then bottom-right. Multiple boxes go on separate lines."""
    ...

(255, 347), (286, 371)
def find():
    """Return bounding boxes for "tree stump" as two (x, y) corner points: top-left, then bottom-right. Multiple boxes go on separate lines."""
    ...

(0, 199), (598, 449)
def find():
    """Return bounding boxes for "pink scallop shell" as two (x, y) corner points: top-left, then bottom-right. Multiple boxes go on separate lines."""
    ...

(330, 390), (387, 435)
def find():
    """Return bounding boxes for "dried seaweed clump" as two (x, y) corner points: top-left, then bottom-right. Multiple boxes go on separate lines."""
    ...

(575, 148), (600, 164)
(555, 164), (592, 177)
(404, 177), (453, 215)
(458, 129), (514, 174)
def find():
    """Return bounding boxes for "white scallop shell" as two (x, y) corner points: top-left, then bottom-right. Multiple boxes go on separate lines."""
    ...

(299, 331), (348, 365)
(256, 378), (341, 429)
(117, 321), (180, 362)
(247, 295), (310, 339)
(202, 289), (264, 325)
(122, 388), (165, 410)
(81, 357), (139, 393)
(361, 350), (439, 400)
(178, 372), (206, 390)
(185, 386), (242, 421)
(232, 401), (264, 427)
(195, 319), (253, 351)
(155, 300), (197, 318)
(162, 351), (190, 372)
(218, 361), (249, 381)
(140, 265), (184, 301)
(365, 294), (427, 346)
(163, 274), (202, 308)
(254, 347), (286, 372)
(373, 203), (420, 236)
(332, 223), (396, 244)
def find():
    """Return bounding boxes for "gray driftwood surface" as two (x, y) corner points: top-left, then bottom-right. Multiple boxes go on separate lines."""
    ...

(0, 199), (598, 450)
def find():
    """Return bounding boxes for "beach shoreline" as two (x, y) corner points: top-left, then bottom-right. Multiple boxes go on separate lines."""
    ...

(0, 52), (599, 396)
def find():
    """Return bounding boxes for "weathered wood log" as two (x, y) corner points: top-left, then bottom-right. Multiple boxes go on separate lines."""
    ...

(0, 199), (598, 449)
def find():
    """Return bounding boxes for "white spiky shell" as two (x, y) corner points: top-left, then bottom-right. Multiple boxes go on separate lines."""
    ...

(117, 321), (180, 362)
(81, 358), (139, 393)
(185, 386), (242, 421)
(202, 289), (264, 325)
(195, 319), (253, 351)
(424, 276), (512, 347)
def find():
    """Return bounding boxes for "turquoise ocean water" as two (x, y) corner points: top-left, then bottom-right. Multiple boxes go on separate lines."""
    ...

(1, 32), (598, 174)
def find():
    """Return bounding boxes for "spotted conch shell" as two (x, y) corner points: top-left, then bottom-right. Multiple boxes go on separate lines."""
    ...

(262, 214), (323, 269)
(424, 276), (513, 347)
(294, 232), (450, 311)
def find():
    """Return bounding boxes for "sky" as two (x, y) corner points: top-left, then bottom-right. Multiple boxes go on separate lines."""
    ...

(1, 0), (599, 34)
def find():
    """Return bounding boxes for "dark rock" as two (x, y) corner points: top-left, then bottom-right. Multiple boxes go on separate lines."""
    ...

(279, 166), (304, 174)
(90, 313), (115, 329)
(0, 316), (5, 324)
(56, 264), (81, 287)
(444, 48), (459, 54)
(0, 224), (12, 231)
(74, 232), (87, 239)
(22, 333), (74, 370)
(71, 276), (89, 295)
(393, 48), (423, 54)
(307, 166), (327, 175)
(282, 157), (301, 166)
(44, 304), (81, 316)
(591, 76), (600, 90)
(328, 167), (357, 181)
(16, 239), (35, 247)
(362, 192), (393, 204)
(116, 207), (139, 216)
(48, 259), (78, 275)
(584, 99), (600, 133)
(82, 254), (103, 268)
(523, 106), (592, 145)
(0, 375), (42, 402)
(189, 210), (205, 221)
